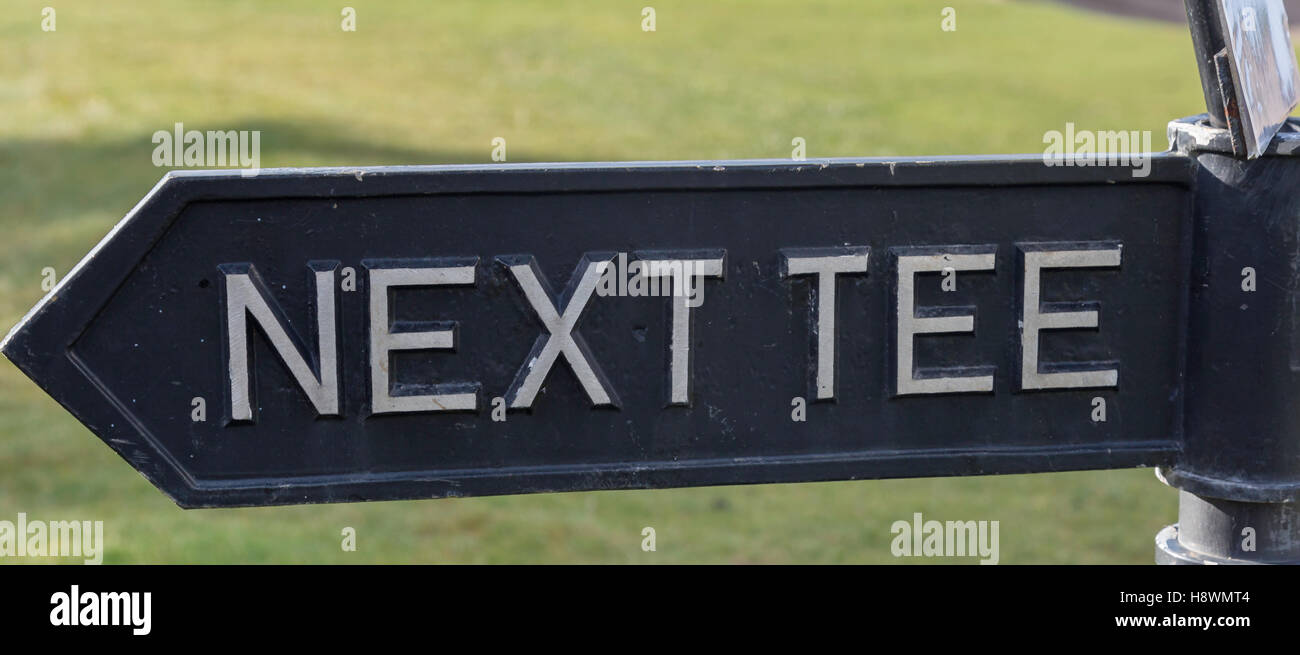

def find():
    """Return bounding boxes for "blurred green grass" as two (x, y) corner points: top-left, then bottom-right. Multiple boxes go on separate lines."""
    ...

(0, 0), (1207, 563)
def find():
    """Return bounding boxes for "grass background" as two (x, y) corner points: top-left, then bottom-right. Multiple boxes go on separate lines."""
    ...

(0, 0), (1219, 563)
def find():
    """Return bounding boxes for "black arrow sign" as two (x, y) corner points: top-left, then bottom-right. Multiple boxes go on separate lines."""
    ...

(2, 156), (1192, 507)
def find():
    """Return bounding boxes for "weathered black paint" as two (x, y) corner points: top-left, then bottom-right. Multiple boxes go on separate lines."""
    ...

(1160, 134), (1300, 503)
(4, 155), (1198, 508)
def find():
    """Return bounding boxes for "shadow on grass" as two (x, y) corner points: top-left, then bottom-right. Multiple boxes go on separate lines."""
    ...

(0, 118), (603, 226)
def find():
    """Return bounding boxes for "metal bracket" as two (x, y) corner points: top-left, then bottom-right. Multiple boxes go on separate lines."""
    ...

(1183, 0), (1300, 159)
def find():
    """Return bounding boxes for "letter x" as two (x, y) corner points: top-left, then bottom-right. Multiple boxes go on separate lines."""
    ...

(498, 253), (621, 409)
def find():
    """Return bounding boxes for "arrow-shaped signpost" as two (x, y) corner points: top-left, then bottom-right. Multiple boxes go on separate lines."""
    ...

(4, 0), (1300, 564)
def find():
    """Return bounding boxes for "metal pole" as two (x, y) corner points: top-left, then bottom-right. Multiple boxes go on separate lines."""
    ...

(1157, 2), (1300, 564)
(1159, 117), (1300, 564)
(1157, 491), (1300, 563)
(1183, 0), (1230, 128)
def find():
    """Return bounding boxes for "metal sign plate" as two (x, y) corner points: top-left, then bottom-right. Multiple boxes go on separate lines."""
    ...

(1217, 0), (1300, 157)
(2, 157), (1192, 507)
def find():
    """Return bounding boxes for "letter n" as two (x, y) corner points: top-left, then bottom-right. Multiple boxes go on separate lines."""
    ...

(220, 262), (341, 421)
